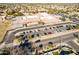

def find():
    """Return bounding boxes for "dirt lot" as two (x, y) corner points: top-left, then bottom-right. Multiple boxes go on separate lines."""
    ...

(0, 20), (12, 42)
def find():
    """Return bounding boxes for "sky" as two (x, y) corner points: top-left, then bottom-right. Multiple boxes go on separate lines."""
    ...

(0, 0), (79, 3)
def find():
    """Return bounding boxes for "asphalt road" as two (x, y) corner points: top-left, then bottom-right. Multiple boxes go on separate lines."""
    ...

(3, 22), (72, 44)
(34, 32), (79, 47)
(4, 22), (79, 44)
(0, 22), (79, 48)
(1, 31), (79, 49)
(66, 41), (79, 52)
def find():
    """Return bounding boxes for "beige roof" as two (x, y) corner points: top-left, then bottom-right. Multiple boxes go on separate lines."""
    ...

(13, 13), (62, 25)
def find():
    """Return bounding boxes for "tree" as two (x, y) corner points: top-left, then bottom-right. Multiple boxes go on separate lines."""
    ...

(6, 9), (15, 15)
(75, 24), (79, 29)
(60, 17), (66, 21)
(38, 20), (45, 25)
(13, 12), (24, 16)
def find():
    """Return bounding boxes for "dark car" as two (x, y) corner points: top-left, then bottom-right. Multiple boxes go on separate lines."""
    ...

(37, 34), (39, 37)
(31, 34), (35, 38)
(23, 32), (26, 34)
(35, 40), (41, 43)
(49, 27), (52, 29)
(29, 30), (32, 33)
(44, 32), (47, 35)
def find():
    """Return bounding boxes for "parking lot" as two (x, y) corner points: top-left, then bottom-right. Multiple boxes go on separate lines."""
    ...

(14, 24), (77, 43)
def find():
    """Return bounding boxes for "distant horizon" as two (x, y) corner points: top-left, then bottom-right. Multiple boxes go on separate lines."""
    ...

(0, 0), (79, 3)
(0, 3), (79, 6)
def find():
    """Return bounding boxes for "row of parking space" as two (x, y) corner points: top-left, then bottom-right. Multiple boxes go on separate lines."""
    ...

(15, 24), (77, 42)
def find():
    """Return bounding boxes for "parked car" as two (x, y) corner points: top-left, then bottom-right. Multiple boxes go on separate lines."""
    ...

(48, 32), (52, 34)
(44, 32), (47, 35)
(35, 40), (41, 43)
(31, 34), (35, 38)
